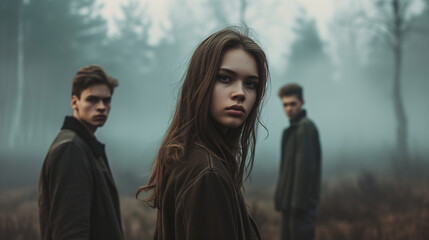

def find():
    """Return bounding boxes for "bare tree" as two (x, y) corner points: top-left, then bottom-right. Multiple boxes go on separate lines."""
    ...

(357, 0), (422, 162)
(390, 0), (408, 161)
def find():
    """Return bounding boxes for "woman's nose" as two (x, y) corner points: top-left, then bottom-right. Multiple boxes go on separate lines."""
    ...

(231, 82), (245, 102)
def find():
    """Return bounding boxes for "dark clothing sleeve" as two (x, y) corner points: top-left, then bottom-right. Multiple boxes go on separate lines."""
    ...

(279, 129), (288, 171)
(41, 142), (93, 240)
(291, 123), (321, 209)
(177, 170), (239, 240)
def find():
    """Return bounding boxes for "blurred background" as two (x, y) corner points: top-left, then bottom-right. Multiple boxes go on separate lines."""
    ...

(1, 0), (429, 239)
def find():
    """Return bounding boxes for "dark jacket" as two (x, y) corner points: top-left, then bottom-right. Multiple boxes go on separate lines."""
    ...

(38, 116), (123, 240)
(155, 144), (261, 240)
(274, 110), (321, 211)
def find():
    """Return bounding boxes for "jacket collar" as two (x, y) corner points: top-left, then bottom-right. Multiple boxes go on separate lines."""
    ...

(290, 109), (307, 127)
(61, 116), (105, 158)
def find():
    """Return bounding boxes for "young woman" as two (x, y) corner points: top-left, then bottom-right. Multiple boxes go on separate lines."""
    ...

(137, 27), (269, 240)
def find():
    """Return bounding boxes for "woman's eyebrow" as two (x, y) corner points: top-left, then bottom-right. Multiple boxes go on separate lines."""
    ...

(218, 68), (236, 75)
(218, 68), (259, 79)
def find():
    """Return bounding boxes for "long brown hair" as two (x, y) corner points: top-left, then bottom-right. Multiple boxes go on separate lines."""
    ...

(137, 27), (269, 209)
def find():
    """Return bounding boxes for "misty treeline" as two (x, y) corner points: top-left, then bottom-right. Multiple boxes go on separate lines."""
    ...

(0, 0), (165, 152)
(285, 0), (429, 168)
(1, 0), (429, 168)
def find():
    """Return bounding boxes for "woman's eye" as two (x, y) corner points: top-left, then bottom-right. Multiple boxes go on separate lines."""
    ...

(218, 75), (231, 83)
(245, 81), (259, 89)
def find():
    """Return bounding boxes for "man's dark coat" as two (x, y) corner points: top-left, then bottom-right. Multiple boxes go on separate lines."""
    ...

(39, 116), (123, 240)
(155, 144), (261, 240)
(274, 110), (321, 211)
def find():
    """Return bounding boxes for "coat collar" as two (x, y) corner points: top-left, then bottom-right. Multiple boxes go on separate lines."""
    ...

(61, 116), (105, 158)
(289, 109), (307, 127)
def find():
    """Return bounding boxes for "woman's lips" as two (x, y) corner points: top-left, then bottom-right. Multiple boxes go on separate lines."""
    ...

(225, 105), (245, 116)
(226, 109), (244, 116)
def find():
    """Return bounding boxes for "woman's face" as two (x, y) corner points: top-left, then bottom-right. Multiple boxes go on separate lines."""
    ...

(210, 48), (259, 130)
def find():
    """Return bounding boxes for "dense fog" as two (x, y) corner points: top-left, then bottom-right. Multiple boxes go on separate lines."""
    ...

(1, 0), (429, 193)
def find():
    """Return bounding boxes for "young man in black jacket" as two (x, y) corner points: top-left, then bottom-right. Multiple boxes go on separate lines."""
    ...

(274, 83), (321, 240)
(38, 65), (124, 240)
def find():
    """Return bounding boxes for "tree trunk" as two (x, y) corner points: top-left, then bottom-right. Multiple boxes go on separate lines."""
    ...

(240, 0), (247, 23)
(9, 0), (25, 148)
(392, 0), (408, 162)
(393, 37), (408, 161)
(0, 0), (19, 147)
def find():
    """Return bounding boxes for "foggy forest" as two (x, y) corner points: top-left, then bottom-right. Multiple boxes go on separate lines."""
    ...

(1, 0), (429, 239)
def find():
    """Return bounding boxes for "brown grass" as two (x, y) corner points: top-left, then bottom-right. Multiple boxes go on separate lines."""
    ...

(1, 172), (428, 240)
(247, 171), (429, 240)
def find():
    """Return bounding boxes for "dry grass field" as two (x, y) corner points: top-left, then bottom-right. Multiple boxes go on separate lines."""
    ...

(247, 171), (429, 240)
(1, 171), (428, 240)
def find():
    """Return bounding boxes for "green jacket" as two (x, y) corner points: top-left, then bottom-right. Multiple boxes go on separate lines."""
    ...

(274, 110), (321, 211)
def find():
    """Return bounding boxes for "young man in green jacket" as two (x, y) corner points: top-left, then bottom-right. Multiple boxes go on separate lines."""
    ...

(274, 83), (321, 240)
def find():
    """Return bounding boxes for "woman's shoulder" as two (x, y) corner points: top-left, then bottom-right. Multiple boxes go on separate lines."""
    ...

(167, 144), (231, 192)
(174, 144), (228, 176)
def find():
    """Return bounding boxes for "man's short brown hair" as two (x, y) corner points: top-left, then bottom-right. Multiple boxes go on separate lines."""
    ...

(72, 65), (118, 98)
(278, 83), (303, 100)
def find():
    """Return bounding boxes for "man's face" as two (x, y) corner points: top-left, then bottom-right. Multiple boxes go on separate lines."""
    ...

(71, 84), (112, 133)
(281, 95), (303, 120)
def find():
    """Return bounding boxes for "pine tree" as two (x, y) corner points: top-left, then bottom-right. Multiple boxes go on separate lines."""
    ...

(285, 9), (333, 88)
